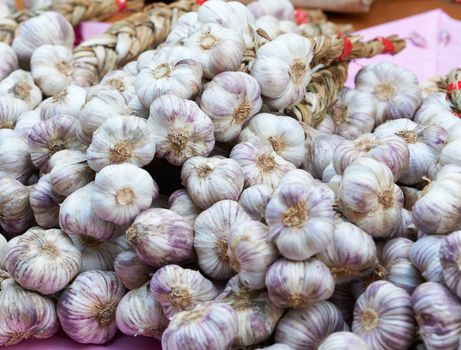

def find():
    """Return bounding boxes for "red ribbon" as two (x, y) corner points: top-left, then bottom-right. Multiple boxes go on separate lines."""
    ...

(116, 0), (127, 12)
(375, 36), (396, 54)
(454, 111), (461, 119)
(295, 8), (309, 25)
(195, 0), (207, 5)
(448, 81), (461, 97)
(337, 34), (353, 61)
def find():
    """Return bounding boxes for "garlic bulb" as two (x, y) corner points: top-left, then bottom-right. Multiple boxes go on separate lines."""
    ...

(12, 12), (74, 68)
(194, 200), (250, 280)
(29, 174), (64, 229)
(123, 61), (139, 76)
(162, 302), (239, 350)
(200, 71), (262, 142)
(87, 116), (156, 171)
(238, 184), (273, 222)
(227, 219), (278, 289)
(318, 332), (369, 350)
(247, 0), (294, 20)
(339, 158), (404, 238)
(60, 183), (119, 240)
(389, 209), (418, 240)
(116, 283), (169, 339)
(114, 249), (154, 290)
(181, 156), (244, 209)
(333, 133), (409, 181)
(266, 180), (335, 260)
(0, 234), (7, 269)
(251, 33), (313, 110)
(439, 123), (461, 167)
(239, 113), (305, 166)
(412, 164), (461, 234)
(414, 92), (461, 132)
(317, 220), (378, 284)
(316, 88), (376, 140)
(168, 189), (202, 226)
(0, 279), (59, 347)
(101, 70), (136, 103)
(150, 264), (219, 319)
(0, 43), (18, 81)
(381, 238), (413, 264)
(6, 227), (81, 295)
(184, 23), (245, 79)
(92, 163), (158, 225)
(39, 85), (87, 120)
(57, 270), (125, 344)
(230, 139), (296, 189)
(440, 231), (461, 298)
(352, 281), (415, 350)
(275, 301), (347, 350)
(166, 12), (198, 44)
(410, 235), (444, 282)
(147, 94), (215, 166)
(14, 110), (40, 137)
(127, 208), (194, 268)
(266, 257), (335, 308)
(0, 70), (42, 108)
(254, 16), (299, 44)
(27, 114), (86, 172)
(0, 95), (29, 130)
(0, 129), (34, 182)
(127, 94), (149, 119)
(216, 275), (284, 347)
(412, 282), (461, 350)
(355, 62), (422, 124)
(135, 46), (203, 109)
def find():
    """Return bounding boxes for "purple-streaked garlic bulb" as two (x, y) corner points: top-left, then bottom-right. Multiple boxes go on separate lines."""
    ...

(14, 110), (40, 138)
(168, 189), (202, 226)
(147, 94), (215, 166)
(29, 174), (63, 228)
(216, 275), (284, 347)
(114, 249), (155, 290)
(39, 85), (87, 120)
(381, 238), (413, 265)
(127, 208), (194, 268)
(352, 281), (415, 350)
(0, 128), (34, 183)
(317, 220), (378, 284)
(161, 302), (239, 350)
(318, 332), (369, 350)
(266, 257), (334, 308)
(328, 283), (356, 325)
(57, 270), (125, 344)
(116, 282), (169, 339)
(339, 158), (404, 238)
(0, 279), (59, 347)
(194, 200), (250, 280)
(276, 168), (316, 188)
(0, 43), (18, 80)
(239, 184), (273, 222)
(6, 227), (81, 295)
(200, 71), (262, 142)
(166, 12), (198, 44)
(181, 156), (244, 209)
(355, 62), (422, 124)
(0, 70), (42, 108)
(100, 70), (136, 103)
(0, 95), (29, 130)
(247, 0), (294, 20)
(150, 264), (219, 319)
(410, 235), (444, 283)
(412, 282), (461, 350)
(316, 88), (376, 140)
(227, 219), (278, 289)
(414, 92), (461, 132)
(440, 231), (461, 298)
(275, 301), (347, 350)
(333, 133), (409, 181)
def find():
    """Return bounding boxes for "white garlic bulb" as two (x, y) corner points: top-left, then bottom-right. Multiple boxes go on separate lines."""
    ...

(166, 12), (198, 44)
(200, 71), (262, 142)
(414, 92), (461, 131)
(135, 46), (203, 109)
(238, 184), (273, 222)
(0, 43), (18, 81)
(127, 208), (194, 268)
(247, 0), (294, 20)
(116, 282), (169, 339)
(239, 113), (305, 166)
(150, 264), (219, 319)
(0, 70), (42, 108)
(0, 128), (34, 183)
(168, 189), (202, 225)
(254, 16), (299, 44)
(410, 235), (444, 283)
(39, 85), (87, 120)
(101, 70), (136, 103)
(123, 61), (139, 76)
(6, 227), (81, 295)
(0, 279), (59, 347)
(251, 33), (313, 110)
(14, 109), (40, 137)
(147, 94), (215, 166)
(339, 158), (404, 237)
(181, 156), (244, 209)
(439, 123), (461, 167)
(355, 62), (422, 124)
(114, 249), (154, 290)
(87, 116), (156, 171)
(194, 200), (251, 280)
(318, 332), (369, 350)
(0, 95), (29, 130)
(57, 270), (125, 344)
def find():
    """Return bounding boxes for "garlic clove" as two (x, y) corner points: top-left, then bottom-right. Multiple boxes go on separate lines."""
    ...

(440, 231), (461, 298)
(101, 70), (136, 103)
(238, 184), (273, 222)
(0, 42), (18, 81)
(0, 95), (30, 130)
(30, 173), (64, 229)
(168, 189), (202, 226)
(114, 249), (155, 290)
(318, 332), (369, 350)
(0, 129), (34, 183)
(39, 85), (87, 120)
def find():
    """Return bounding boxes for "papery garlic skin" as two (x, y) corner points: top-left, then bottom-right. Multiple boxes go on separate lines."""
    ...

(162, 302), (239, 350)
(29, 174), (64, 228)
(150, 264), (219, 319)
(339, 158), (404, 238)
(0, 129), (34, 183)
(166, 12), (198, 44)
(440, 231), (461, 298)
(101, 70), (136, 103)
(0, 279), (59, 347)
(87, 116), (156, 171)
(412, 282), (461, 350)
(0, 70), (42, 108)
(0, 95), (29, 130)
(58, 270), (125, 344)
(168, 189), (202, 226)
(14, 110), (40, 137)
(148, 94), (215, 166)
(135, 46), (203, 109)
(116, 283), (169, 339)
(266, 258), (335, 308)
(251, 33), (314, 110)
(114, 249), (154, 290)
(92, 163), (158, 225)
(200, 71), (262, 142)
(275, 301), (347, 350)
(247, 0), (294, 20)
(123, 61), (139, 76)
(239, 184), (273, 222)
(127, 208), (194, 268)
(0, 43), (18, 80)
(352, 281), (415, 350)
(194, 200), (250, 280)
(6, 227), (81, 295)
(239, 113), (305, 166)
(318, 332), (369, 350)
(355, 62), (422, 124)
(39, 85), (87, 120)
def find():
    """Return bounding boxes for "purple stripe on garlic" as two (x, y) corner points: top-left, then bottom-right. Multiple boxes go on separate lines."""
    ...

(29, 173), (63, 228)
(318, 331), (369, 350)
(114, 249), (155, 290)
(0, 128), (34, 183)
